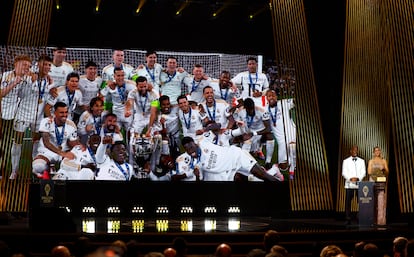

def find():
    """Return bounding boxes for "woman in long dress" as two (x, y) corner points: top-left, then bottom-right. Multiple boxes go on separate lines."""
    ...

(367, 146), (389, 225)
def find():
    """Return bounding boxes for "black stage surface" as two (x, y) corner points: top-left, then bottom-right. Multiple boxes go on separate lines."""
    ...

(0, 181), (413, 257)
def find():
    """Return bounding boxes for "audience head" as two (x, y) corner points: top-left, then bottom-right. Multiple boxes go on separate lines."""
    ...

(163, 248), (177, 257)
(394, 237), (408, 257)
(320, 245), (343, 257)
(215, 243), (232, 257)
(263, 230), (280, 253)
(51, 245), (71, 257)
(270, 245), (288, 257)
(172, 237), (188, 257)
(247, 248), (266, 257)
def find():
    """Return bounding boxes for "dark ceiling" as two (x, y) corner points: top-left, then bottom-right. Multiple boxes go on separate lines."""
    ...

(46, 0), (274, 57)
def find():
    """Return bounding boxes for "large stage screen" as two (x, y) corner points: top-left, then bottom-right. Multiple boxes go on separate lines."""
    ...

(0, 46), (296, 183)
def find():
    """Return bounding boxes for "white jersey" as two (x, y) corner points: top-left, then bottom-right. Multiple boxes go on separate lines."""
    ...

(14, 77), (40, 124)
(129, 90), (159, 133)
(152, 111), (180, 137)
(200, 129), (235, 147)
(159, 71), (187, 105)
(38, 117), (78, 152)
(210, 79), (240, 105)
(100, 80), (136, 120)
(102, 63), (134, 81)
(231, 71), (269, 106)
(0, 71), (31, 120)
(46, 86), (83, 121)
(31, 78), (55, 131)
(233, 105), (269, 133)
(174, 152), (201, 181)
(95, 142), (133, 181)
(133, 63), (163, 95)
(53, 145), (97, 180)
(49, 62), (74, 88)
(183, 76), (212, 104)
(78, 75), (103, 106)
(196, 139), (257, 181)
(128, 89), (159, 116)
(200, 99), (231, 129)
(266, 98), (296, 143)
(178, 108), (205, 139)
(77, 110), (106, 137)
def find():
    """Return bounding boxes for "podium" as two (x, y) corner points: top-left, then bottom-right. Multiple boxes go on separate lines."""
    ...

(358, 180), (387, 226)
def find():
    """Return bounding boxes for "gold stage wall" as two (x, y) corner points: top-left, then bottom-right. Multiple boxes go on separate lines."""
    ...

(336, 0), (414, 214)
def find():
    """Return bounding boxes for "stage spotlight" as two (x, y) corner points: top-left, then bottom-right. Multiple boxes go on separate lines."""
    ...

(228, 218), (240, 231)
(82, 218), (96, 233)
(132, 219), (145, 233)
(227, 206), (241, 214)
(95, 0), (101, 12)
(107, 206), (121, 214)
(204, 219), (216, 232)
(175, 0), (190, 17)
(180, 206), (193, 214)
(211, 2), (230, 19)
(135, 0), (147, 14)
(180, 219), (193, 232)
(156, 206), (169, 214)
(204, 206), (217, 214)
(156, 219), (169, 232)
(55, 0), (60, 10)
(82, 206), (96, 214)
(131, 206), (145, 214)
(107, 219), (121, 233)
(248, 5), (269, 21)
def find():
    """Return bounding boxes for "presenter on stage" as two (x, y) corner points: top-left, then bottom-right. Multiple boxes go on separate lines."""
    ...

(367, 146), (389, 181)
(342, 145), (366, 225)
(367, 146), (389, 225)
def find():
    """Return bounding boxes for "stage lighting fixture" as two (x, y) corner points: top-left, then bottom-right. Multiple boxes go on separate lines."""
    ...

(227, 206), (241, 214)
(132, 219), (145, 233)
(204, 206), (217, 214)
(82, 218), (96, 233)
(204, 219), (216, 232)
(135, 0), (147, 14)
(95, 0), (101, 12)
(107, 219), (121, 233)
(131, 206), (145, 214)
(180, 219), (193, 232)
(82, 206), (96, 214)
(228, 218), (240, 231)
(107, 206), (121, 214)
(55, 0), (60, 10)
(156, 206), (169, 214)
(180, 206), (193, 214)
(175, 0), (190, 16)
(156, 219), (169, 232)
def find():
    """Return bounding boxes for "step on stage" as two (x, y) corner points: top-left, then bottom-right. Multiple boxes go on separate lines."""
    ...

(0, 181), (412, 257)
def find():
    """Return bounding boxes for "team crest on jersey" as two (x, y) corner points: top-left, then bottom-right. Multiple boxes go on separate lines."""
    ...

(184, 156), (190, 164)
(262, 112), (270, 119)
(203, 148), (209, 154)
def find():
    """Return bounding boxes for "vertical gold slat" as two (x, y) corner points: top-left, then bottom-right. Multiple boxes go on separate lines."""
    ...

(0, 0), (53, 213)
(270, 0), (333, 211)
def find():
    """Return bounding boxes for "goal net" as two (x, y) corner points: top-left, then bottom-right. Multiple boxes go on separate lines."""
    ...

(0, 46), (257, 79)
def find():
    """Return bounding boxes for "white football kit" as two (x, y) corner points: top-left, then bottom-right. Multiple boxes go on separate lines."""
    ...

(231, 71), (269, 107)
(196, 139), (257, 181)
(49, 62), (74, 88)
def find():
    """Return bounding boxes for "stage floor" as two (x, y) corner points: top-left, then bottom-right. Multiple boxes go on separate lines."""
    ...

(1, 213), (410, 234)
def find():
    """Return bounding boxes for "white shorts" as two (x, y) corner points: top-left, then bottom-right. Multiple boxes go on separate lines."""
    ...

(36, 147), (63, 164)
